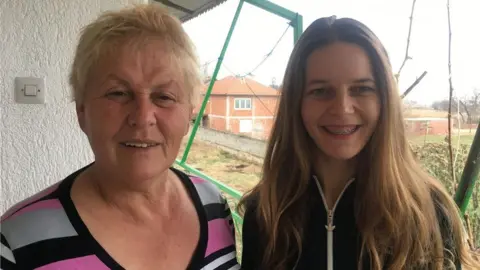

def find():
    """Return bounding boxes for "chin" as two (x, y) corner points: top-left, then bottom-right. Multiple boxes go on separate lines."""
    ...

(326, 152), (358, 161)
(320, 146), (362, 161)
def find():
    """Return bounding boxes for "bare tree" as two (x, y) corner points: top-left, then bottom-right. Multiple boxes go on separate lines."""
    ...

(446, 0), (455, 187)
(396, 0), (417, 81)
(401, 71), (428, 98)
(270, 77), (280, 90)
(397, 0), (428, 99)
(431, 90), (480, 127)
(461, 89), (480, 124)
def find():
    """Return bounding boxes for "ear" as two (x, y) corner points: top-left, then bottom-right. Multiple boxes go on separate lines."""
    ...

(184, 105), (194, 136)
(76, 101), (86, 133)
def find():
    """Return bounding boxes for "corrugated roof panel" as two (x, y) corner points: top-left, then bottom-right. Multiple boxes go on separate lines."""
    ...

(153, 0), (228, 23)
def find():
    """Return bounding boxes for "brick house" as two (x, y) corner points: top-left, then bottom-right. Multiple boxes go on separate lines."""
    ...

(193, 76), (280, 140)
(404, 117), (452, 136)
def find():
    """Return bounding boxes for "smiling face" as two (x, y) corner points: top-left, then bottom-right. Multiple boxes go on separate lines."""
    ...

(77, 39), (192, 181)
(301, 42), (380, 161)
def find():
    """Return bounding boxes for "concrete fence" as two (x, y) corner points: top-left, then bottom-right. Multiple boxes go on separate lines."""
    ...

(188, 127), (267, 158)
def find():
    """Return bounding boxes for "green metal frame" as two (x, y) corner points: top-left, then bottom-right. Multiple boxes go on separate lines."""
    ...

(454, 121), (480, 214)
(176, 0), (303, 226)
(177, 0), (479, 226)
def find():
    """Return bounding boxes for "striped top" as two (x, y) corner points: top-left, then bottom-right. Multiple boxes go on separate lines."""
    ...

(0, 165), (240, 270)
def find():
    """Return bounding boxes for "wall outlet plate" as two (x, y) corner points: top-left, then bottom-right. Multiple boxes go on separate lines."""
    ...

(15, 77), (46, 104)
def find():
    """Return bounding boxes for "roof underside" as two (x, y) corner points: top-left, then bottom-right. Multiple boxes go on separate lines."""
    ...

(153, 0), (228, 23)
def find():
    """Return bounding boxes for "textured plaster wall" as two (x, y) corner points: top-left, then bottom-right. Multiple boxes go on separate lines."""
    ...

(0, 0), (146, 213)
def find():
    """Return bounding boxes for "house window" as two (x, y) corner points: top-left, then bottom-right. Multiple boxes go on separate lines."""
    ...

(239, 119), (252, 133)
(234, 98), (252, 110)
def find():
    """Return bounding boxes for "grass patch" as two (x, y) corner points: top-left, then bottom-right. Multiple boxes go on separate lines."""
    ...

(178, 139), (262, 194)
(177, 135), (479, 253)
(408, 134), (474, 146)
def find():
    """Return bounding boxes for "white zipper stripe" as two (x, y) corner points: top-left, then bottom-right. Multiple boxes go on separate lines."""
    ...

(314, 175), (355, 270)
(327, 224), (334, 270)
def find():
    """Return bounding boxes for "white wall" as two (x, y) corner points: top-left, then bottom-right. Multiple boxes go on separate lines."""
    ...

(0, 0), (146, 212)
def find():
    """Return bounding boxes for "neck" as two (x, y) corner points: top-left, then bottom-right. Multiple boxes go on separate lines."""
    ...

(314, 154), (356, 208)
(83, 164), (177, 224)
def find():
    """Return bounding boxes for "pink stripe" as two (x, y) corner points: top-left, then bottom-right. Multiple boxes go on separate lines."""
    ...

(1, 183), (60, 221)
(35, 255), (110, 270)
(7, 199), (63, 220)
(190, 176), (206, 184)
(205, 218), (235, 257)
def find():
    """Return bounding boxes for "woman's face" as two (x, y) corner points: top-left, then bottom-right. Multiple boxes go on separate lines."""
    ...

(77, 39), (191, 180)
(301, 42), (381, 161)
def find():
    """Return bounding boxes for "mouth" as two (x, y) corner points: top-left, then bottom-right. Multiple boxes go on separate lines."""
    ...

(120, 140), (161, 148)
(322, 125), (360, 136)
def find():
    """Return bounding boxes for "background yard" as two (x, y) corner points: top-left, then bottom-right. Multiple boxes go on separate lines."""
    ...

(176, 133), (480, 255)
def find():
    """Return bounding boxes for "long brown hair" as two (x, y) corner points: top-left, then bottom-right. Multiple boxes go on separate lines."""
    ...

(238, 16), (478, 269)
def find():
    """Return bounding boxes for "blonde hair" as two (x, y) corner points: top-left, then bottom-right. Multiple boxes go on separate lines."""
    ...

(69, 4), (202, 105)
(238, 17), (479, 269)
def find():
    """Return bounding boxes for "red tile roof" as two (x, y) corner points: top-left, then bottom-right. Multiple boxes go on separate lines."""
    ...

(201, 76), (280, 96)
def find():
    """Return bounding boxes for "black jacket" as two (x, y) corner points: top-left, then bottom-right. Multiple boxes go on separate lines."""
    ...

(241, 178), (459, 270)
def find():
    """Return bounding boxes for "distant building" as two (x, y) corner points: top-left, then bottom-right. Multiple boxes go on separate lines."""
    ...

(193, 76), (280, 140)
(404, 117), (452, 136)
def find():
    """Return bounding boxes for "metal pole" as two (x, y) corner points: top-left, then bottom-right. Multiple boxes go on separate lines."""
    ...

(454, 121), (480, 213)
(293, 14), (303, 44)
(244, 0), (297, 21)
(180, 0), (245, 163)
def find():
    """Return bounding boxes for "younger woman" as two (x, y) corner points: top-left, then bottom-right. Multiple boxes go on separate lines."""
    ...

(239, 16), (478, 270)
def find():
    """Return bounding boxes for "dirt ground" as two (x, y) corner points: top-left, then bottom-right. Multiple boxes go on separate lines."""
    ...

(177, 138), (262, 194)
(175, 136), (480, 257)
(175, 134), (475, 196)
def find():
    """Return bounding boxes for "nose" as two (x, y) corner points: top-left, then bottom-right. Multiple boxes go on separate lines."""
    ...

(127, 94), (157, 128)
(328, 88), (354, 115)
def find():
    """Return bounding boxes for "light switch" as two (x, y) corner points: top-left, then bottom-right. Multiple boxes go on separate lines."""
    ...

(24, 84), (37, 96)
(15, 77), (46, 104)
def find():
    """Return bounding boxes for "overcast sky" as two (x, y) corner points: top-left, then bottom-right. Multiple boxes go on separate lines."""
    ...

(183, 0), (479, 106)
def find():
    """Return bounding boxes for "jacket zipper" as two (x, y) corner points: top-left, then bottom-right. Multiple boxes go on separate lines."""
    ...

(313, 175), (355, 270)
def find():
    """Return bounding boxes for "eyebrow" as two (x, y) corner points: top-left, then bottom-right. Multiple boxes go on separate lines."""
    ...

(152, 80), (175, 90)
(352, 78), (375, 84)
(101, 74), (131, 88)
(101, 74), (176, 90)
(306, 78), (375, 86)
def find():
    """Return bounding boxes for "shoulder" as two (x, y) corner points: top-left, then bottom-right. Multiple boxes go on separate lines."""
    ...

(1, 164), (87, 224)
(240, 192), (264, 269)
(172, 168), (227, 205)
(1, 181), (62, 223)
(430, 190), (455, 240)
(171, 167), (234, 225)
(242, 194), (261, 245)
(171, 170), (241, 268)
(242, 191), (260, 221)
(0, 182), (70, 268)
(430, 189), (463, 267)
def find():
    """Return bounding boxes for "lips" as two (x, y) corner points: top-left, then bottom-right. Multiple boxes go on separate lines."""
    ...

(120, 140), (161, 148)
(322, 125), (360, 135)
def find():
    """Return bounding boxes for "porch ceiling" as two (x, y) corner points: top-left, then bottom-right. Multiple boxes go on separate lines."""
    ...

(152, 0), (227, 23)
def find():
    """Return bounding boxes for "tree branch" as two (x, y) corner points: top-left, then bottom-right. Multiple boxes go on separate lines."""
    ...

(465, 214), (475, 250)
(446, 0), (455, 187)
(400, 71), (427, 99)
(396, 0), (417, 81)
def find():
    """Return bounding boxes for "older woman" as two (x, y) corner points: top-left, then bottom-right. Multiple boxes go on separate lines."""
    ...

(1, 4), (239, 270)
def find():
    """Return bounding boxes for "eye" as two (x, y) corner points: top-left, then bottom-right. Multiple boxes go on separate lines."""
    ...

(152, 93), (176, 107)
(350, 85), (375, 95)
(308, 87), (332, 98)
(105, 90), (131, 102)
(107, 91), (127, 97)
